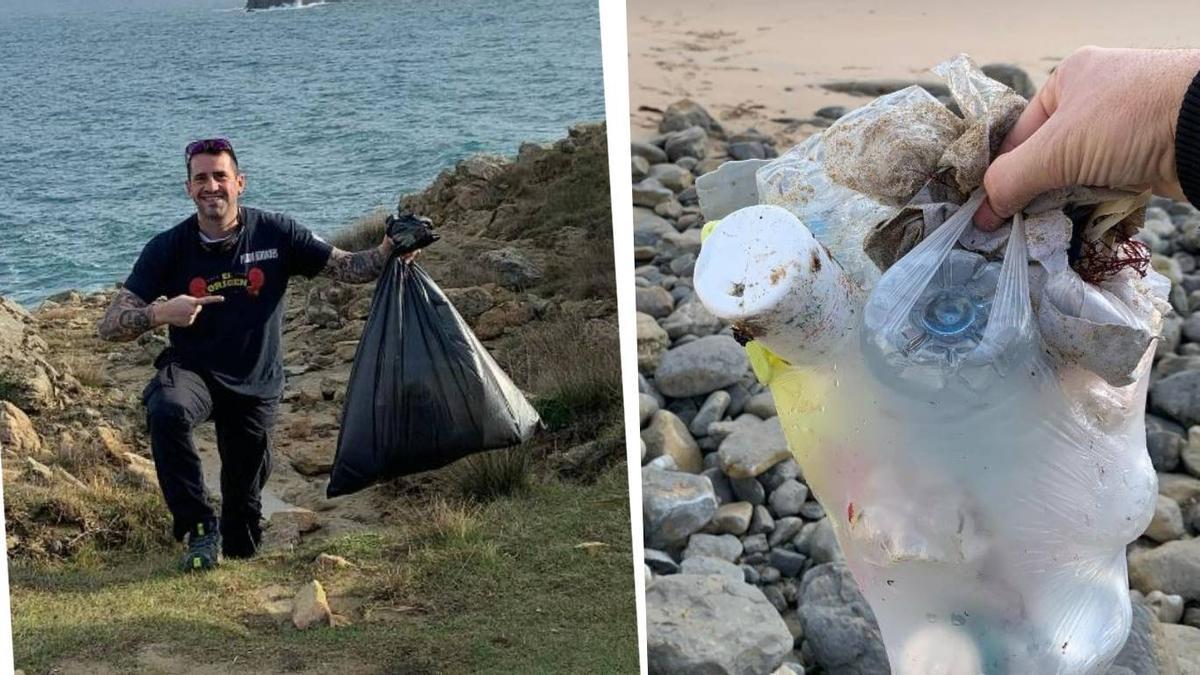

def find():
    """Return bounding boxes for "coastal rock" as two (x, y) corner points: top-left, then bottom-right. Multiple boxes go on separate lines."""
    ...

(655, 335), (749, 398)
(659, 99), (725, 138)
(633, 177), (675, 208)
(679, 556), (745, 582)
(633, 141), (669, 165)
(292, 580), (333, 630)
(634, 208), (676, 247)
(1108, 600), (1179, 675)
(478, 247), (542, 290)
(636, 286), (675, 318)
(980, 63), (1035, 99)
(718, 417), (790, 479)
(799, 563), (889, 675)
(637, 312), (671, 372)
(442, 286), (495, 323)
(647, 574), (792, 675)
(1130, 538), (1200, 601)
(683, 533), (743, 562)
(1146, 495), (1187, 543)
(643, 467), (718, 549)
(0, 401), (42, 456)
(689, 390), (732, 438)
(660, 300), (722, 340)
(642, 410), (702, 473)
(664, 126), (709, 162)
(649, 163), (695, 193)
(1151, 370), (1200, 427)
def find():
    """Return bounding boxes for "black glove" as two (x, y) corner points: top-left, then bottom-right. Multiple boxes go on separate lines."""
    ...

(385, 213), (439, 255)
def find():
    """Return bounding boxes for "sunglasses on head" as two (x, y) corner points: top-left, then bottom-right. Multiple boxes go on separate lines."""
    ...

(185, 138), (238, 166)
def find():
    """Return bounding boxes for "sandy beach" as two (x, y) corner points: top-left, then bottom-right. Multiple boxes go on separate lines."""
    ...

(629, 0), (1200, 143)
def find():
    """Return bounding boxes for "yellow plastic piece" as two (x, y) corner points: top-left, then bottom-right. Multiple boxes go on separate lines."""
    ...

(699, 219), (721, 243)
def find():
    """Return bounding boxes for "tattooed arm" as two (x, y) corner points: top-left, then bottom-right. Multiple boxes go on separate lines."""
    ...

(319, 238), (418, 284)
(97, 289), (224, 341)
(97, 289), (157, 342)
(320, 245), (391, 284)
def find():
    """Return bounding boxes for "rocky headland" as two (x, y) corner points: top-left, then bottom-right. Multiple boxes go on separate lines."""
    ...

(635, 86), (1200, 674)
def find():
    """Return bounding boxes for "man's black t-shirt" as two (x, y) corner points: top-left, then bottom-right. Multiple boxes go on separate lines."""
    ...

(124, 206), (333, 399)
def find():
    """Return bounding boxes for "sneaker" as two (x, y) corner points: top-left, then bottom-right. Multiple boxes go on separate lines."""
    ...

(180, 521), (222, 572)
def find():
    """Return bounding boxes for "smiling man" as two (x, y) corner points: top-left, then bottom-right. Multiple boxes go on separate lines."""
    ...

(97, 138), (416, 571)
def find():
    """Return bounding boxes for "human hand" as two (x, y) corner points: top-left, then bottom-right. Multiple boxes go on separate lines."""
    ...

(152, 294), (224, 327)
(975, 46), (1200, 230)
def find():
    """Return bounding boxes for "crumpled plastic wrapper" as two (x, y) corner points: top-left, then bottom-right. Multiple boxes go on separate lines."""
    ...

(933, 54), (1027, 194)
(823, 86), (965, 203)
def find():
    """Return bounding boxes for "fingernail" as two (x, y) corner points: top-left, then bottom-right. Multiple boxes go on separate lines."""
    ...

(973, 200), (1003, 231)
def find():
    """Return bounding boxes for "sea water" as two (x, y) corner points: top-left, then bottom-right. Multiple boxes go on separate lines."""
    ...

(0, 0), (604, 305)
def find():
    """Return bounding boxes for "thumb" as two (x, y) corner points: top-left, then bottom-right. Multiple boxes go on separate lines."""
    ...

(975, 122), (1066, 230)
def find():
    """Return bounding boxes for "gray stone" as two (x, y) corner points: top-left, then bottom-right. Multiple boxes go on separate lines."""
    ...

(655, 335), (750, 398)
(648, 574), (792, 675)
(728, 142), (767, 161)
(799, 563), (889, 675)
(661, 300), (723, 340)
(1155, 355), (1200, 382)
(647, 456), (678, 471)
(683, 533), (743, 562)
(668, 253), (696, 278)
(712, 502), (754, 535)
(1151, 370), (1200, 427)
(1130, 538), (1200, 601)
(643, 467), (718, 549)
(802, 518), (843, 564)
(656, 228), (703, 260)
(761, 584), (788, 613)
(768, 517), (805, 548)
(980, 63), (1035, 99)
(1150, 414), (1188, 437)
(634, 207), (676, 247)
(744, 391), (777, 419)
(639, 393), (660, 428)
(478, 247), (542, 290)
(799, 501), (826, 520)
(1183, 427), (1200, 478)
(769, 480), (809, 518)
(680, 555), (745, 582)
(814, 105), (848, 120)
(759, 566), (782, 585)
(655, 198), (684, 220)
(1149, 431), (1185, 473)
(1164, 624), (1200, 673)
(1108, 599), (1179, 675)
(649, 163), (695, 193)
(690, 391), (732, 438)
(632, 155), (650, 182)
(1147, 495), (1187, 543)
(642, 410), (702, 474)
(702, 467), (736, 505)
(730, 476), (766, 506)
(659, 99), (725, 137)
(1159, 473), (1200, 506)
(1145, 590), (1185, 624)
(695, 158), (770, 221)
(708, 413), (762, 445)
(719, 417), (792, 479)
(633, 141), (668, 164)
(743, 533), (770, 555)
(637, 312), (670, 372)
(645, 548), (680, 575)
(750, 505), (775, 535)
(770, 550), (807, 578)
(635, 285), (674, 318)
(634, 177), (675, 208)
(743, 565), (760, 585)
(760, 458), (802, 492)
(664, 126), (709, 162)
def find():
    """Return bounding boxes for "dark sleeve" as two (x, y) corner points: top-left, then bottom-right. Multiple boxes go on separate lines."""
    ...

(1176, 66), (1200, 208)
(284, 216), (334, 278)
(123, 236), (168, 303)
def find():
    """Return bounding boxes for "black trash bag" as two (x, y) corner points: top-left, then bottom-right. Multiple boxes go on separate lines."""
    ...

(327, 257), (541, 497)
(385, 213), (439, 254)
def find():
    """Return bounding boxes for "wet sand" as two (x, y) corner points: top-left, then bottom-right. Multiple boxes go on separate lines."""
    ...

(628, 0), (1200, 143)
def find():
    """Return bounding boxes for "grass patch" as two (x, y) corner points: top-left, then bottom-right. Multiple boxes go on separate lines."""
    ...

(63, 357), (111, 388)
(328, 209), (389, 252)
(10, 467), (637, 674)
(0, 369), (28, 405)
(447, 449), (533, 502)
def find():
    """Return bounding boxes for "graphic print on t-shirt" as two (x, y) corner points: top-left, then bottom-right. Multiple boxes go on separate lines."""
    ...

(188, 267), (267, 298)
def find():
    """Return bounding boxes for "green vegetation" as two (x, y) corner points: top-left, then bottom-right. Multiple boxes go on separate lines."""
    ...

(10, 467), (637, 675)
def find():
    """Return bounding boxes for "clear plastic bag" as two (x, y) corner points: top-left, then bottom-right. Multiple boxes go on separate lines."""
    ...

(694, 195), (1160, 675)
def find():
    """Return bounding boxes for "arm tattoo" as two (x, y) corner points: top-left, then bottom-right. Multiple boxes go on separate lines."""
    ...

(97, 289), (155, 342)
(320, 247), (388, 284)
